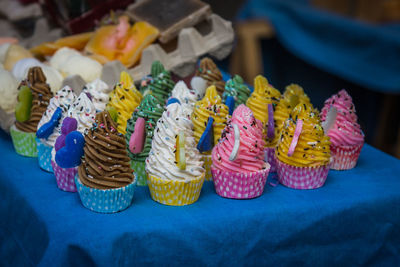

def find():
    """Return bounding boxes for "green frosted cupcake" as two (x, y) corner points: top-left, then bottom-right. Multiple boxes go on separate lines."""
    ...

(140, 61), (175, 103)
(125, 94), (164, 185)
(222, 75), (251, 109)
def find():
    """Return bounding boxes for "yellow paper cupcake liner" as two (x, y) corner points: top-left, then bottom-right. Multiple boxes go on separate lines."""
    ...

(147, 173), (205, 206)
(203, 154), (212, 181)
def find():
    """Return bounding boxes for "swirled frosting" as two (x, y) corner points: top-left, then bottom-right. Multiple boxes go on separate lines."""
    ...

(212, 104), (266, 172)
(246, 75), (281, 147)
(67, 92), (96, 134)
(171, 81), (197, 118)
(148, 68), (175, 103)
(192, 85), (229, 147)
(78, 111), (134, 189)
(125, 94), (164, 162)
(276, 104), (331, 167)
(145, 103), (204, 181)
(275, 84), (312, 141)
(37, 86), (76, 146)
(222, 75), (251, 109)
(15, 67), (53, 132)
(83, 79), (111, 112)
(321, 89), (364, 146)
(196, 57), (225, 95)
(106, 71), (142, 134)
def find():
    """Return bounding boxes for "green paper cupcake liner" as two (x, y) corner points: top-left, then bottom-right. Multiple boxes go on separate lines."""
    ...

(130, 160), (147, 186)
(10, 124), (37, 157)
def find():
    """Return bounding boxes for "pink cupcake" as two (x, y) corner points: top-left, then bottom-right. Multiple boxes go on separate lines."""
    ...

(211, 104), (270, 199)
(321, 89), (364, 170)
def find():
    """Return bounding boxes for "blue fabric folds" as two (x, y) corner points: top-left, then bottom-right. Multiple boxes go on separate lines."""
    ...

(239, 0), (400, 93)
(1, 129), (400, 265)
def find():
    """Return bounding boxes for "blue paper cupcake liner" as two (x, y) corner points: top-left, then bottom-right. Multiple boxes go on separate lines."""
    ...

(75, 174), (136, 213)
(36, 138), (54, 173)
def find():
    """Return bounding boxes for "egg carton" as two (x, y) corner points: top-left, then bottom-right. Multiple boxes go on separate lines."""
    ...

(100, 13), (234, 87)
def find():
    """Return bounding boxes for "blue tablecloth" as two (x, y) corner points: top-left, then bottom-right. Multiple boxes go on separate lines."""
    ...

(1, 128), (400, 266)
(238, 0), (400, 93)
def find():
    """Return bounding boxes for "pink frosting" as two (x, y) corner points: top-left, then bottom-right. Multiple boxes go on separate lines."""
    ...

(212, 104), (266, 172)
(321, 89), (364, 146)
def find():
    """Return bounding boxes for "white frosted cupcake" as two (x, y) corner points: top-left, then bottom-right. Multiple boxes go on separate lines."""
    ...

(146, 103), (205, 206)
(36, 86), (76, 172)
(82, 78), (111, 112)
(170, 81), (198, 118)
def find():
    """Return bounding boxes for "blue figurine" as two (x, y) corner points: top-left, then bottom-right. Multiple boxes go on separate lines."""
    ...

(55, 131), (85, 168)
(225, 96), (235, 115)
(197, 116), (214, 153)
(36, 107), (63, 139)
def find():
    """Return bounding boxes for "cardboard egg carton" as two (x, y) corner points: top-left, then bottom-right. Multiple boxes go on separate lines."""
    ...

(100, 13), (234, 87)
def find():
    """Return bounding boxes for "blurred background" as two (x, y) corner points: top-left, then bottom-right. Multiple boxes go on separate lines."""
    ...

(1, 0), (399, 158)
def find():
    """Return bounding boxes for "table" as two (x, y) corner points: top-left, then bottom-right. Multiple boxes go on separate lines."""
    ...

(1, 128), (400, 266)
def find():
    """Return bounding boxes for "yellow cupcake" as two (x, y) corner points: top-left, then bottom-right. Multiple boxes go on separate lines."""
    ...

(192, 85), (229, 147)
(107, 71), (142, 134)
(276, 103), (330, 167)
(283, 84), (311, 104)
(246, 75), (281, 147)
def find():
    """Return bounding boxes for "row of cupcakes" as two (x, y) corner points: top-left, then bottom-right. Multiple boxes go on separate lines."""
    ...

(9, 57), (364, 213)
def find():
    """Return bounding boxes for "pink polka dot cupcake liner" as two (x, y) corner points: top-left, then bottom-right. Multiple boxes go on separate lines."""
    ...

(276, 160), (330, 189)
(51, 160), (78, 192)
(264, 147), (277, 172)
(211, 164), (271, 199)
(330, 143), (363, 170)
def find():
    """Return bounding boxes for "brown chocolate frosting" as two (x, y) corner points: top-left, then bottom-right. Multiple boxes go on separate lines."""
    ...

(196, 57), (225, 95)
(78, 111), (134, 189)
(15, 67), (53, 132)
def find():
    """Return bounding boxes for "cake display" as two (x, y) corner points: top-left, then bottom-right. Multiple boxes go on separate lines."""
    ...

(76, 111), (136, 213)
(36, 86), (76, 172)
(276, 103), (331, 189)
(211, 104), (270, 199)
(106, 71), (143, 135)
(125, 94), (164, 185)
(192, 85), (229, 180)
(246, 75), (281, 172)
(321, 89), (364, 170)
(146, 103), (205, 206)
(10, 67), (53, 157)
(195, 57), (225, 95)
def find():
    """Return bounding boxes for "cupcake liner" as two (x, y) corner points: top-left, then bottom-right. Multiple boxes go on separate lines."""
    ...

(130, 160), (147, 186)
(51, 160), (78, 192)
(36, 138), (53, 172)
(264, 147), (277, 172)
(330, 143), (363, 170)
(203, 154), (212, 181)
(10, 124), (37, 157)
(211, 164), (271, 199)
(75, 174), (137, 213)
(147, 173), (205, 206)
(276, 160), (330, 189)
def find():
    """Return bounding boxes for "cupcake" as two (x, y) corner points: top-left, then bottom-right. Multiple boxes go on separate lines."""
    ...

(11, 67), (53, 157)
(211, 104), (270, 199)
(170, 80), (197, 118)
(222, 75), (251, 109)
(273, 84), (311, 171)
(143, 61), (175, 103)
(125, 94), (164, 185)
(82, 78), (111, 112)
(321, 89), (364, 170)
(76, 111), (136, 213)
(36, 86), (76, 172)
(106, 71), (142, 134)
(276, 103), (331, 189)
(246, 75), (281, 172)
(195, 57), (225, 95)
(192, 85), (230, 180)
(51, 92), (97, 191)
(146, 103), (205, 206)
